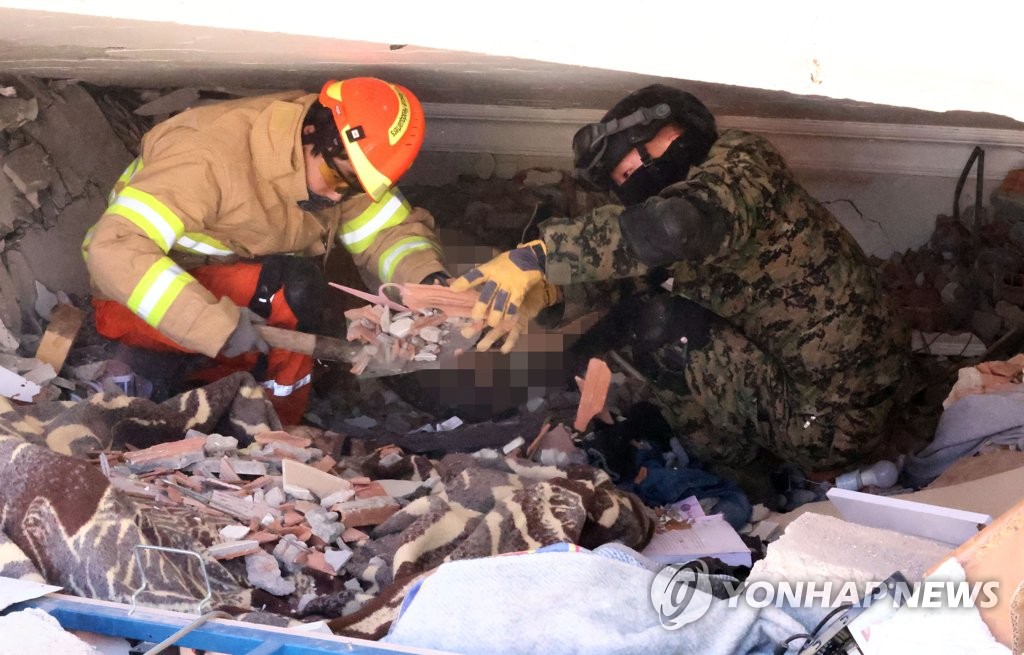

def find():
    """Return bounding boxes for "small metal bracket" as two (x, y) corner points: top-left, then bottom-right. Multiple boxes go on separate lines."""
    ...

(130, 544), (213, 616)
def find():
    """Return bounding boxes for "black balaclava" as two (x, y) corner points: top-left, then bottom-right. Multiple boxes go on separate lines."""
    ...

(572, 85), (717, 205)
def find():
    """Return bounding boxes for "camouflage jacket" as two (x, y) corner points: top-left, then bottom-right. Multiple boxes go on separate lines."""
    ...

(539, 129), (909, 412)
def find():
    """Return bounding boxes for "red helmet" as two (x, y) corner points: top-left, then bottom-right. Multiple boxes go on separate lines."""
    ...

(318, 77), (425, 202)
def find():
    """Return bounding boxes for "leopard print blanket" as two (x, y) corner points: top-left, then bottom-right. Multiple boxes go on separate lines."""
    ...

(319, 449), (655, 639)
(0, 371), (278, 612)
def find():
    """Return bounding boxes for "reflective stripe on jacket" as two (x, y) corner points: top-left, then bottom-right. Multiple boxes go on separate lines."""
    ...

(84, 91), (445, 357)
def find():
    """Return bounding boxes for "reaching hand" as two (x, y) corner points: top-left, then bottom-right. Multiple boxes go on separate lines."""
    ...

(472, 279), (560, 354)
(450, 240), (547, 329)
(220, 308), (270, 358)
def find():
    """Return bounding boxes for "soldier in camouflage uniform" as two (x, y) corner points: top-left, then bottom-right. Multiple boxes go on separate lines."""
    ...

(453, 85), (910, 473)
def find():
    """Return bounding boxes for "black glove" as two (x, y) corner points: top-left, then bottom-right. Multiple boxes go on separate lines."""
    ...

(220, 308), (269, 358)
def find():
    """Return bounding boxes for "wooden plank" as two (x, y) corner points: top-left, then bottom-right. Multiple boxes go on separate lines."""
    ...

(34, 304), (84, 372)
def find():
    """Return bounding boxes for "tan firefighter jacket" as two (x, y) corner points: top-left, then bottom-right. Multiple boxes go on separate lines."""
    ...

(83, 91), (446, 358)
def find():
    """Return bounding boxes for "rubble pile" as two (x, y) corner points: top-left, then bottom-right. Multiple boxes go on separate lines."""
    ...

(881, 170), (1024, 349)
(0, 78), (144, 402)
(344, 304), (452, 373)
(99, 426), (430, 605)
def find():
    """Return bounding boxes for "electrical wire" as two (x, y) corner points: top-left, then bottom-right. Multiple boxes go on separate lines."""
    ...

(774, 603), (852, 655)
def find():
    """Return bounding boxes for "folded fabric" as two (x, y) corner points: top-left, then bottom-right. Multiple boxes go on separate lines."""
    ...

(905, 389), (1024, 487)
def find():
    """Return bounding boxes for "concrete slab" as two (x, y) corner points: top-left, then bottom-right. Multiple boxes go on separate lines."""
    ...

(2, 142), (53, 195)
(0, 96), (37, 131)
(16, 194), (106, 296)
(0, 157), (33, 234)
(22, 83), (132, 197)
(2, 248), (37, 329)
(0, 258), (22, 337)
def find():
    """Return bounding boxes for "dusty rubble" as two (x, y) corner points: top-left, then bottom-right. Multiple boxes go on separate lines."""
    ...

(98, 427), (419, 602)
(1, 75), (1024, 653)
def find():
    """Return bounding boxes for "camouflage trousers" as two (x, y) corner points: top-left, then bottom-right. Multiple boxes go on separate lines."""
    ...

(616, 323), (898, 473)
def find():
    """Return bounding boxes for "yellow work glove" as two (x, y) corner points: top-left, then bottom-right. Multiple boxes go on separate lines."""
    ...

(474, 279), (560, 354)
(450, 240), (548, 329)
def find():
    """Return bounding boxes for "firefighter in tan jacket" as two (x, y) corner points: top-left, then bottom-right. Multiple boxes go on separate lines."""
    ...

(83, 78), (448, 424)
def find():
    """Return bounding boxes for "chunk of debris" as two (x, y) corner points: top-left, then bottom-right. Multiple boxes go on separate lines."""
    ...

(0, 95), (38, 130)
(208, 540), (261, 560)
(219, 524), (251, 541)
(2, 142), (53, 198)
(375, 479), (423, 499)
(133, 87), (201, 117)
(254, 430), (313, 449)
(281, 459), (352, 498)
(203, 433), (239, 457)
(122, 436), (207, 473)
(244, 549), (295, 596)
(573, 358), (613, 432)
(273, 534), (307, 573)
(334, 496), (400, 528)
(305, 507), (343, 544)
(323, 547), (354, 572)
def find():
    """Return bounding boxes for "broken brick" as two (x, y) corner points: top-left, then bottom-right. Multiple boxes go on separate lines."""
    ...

(254, 430), (313, 449)
(335, 496), (400, 528)
(123, 437), (207, 473)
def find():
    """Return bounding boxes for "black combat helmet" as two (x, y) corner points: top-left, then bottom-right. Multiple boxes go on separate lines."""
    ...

(573, 85), (717, 204)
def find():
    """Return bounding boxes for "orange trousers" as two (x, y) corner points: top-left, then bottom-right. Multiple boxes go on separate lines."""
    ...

(93, 262), (313, 425)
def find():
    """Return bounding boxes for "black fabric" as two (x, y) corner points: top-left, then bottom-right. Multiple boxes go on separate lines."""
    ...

(613, 137), (700, 206)
(618, 195), (726, 266)
(297, 189), (341, 213)
(250, 256), (326, 332)
(631, 293), (713, 355)
(302, 102), (345, 160)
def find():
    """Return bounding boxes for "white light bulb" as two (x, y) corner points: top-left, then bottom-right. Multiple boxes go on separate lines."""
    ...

(834, 459), (899, 490)
(858, 460), (899, 488)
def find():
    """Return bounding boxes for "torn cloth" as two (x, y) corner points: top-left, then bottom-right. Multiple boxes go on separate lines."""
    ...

(322, 450), (655, 639)
(0, 372), (277, 612)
